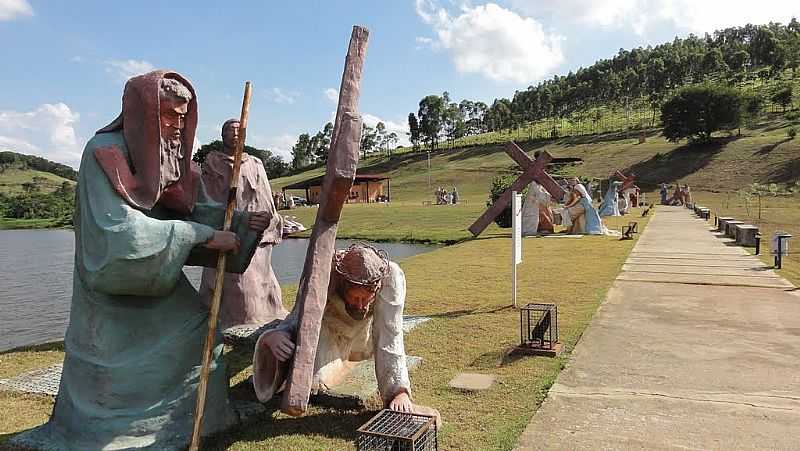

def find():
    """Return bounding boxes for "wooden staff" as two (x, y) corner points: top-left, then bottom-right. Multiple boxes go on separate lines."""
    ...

(189, 81), (252, 451)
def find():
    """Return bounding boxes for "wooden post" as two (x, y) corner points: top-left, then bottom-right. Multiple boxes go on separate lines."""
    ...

(189, 81), (252, 451)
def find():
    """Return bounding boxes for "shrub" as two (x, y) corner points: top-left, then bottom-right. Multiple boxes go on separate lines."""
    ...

(789, 127), (797, 140)
(661, 84), (743, 142)
(487, 175), (526, 228)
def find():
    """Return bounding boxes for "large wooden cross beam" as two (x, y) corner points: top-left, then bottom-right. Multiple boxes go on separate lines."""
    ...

(468, 141), (566, 237)
(280, 26), (368, 417)
(614, 170), (636, 192)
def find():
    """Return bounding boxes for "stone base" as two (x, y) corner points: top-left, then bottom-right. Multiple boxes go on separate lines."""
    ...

(511, 342), (564, 358)
(735, 225), (760, 247)
(724, 220), (744, 238)
(448, 372), (497, 391)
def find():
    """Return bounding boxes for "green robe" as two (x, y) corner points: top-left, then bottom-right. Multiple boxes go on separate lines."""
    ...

(13, 131), (260, 450)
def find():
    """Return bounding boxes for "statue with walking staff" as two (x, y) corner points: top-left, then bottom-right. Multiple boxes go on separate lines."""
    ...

(11, 71), (273, 451)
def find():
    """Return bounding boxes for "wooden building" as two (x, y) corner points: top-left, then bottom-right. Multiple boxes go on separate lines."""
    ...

(282, 173), (391, 205)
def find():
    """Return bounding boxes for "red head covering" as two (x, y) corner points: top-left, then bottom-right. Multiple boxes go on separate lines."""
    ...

(94, 70), (199, 215)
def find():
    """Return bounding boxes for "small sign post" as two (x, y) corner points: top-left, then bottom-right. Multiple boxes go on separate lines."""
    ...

(512, 191), (522, 308)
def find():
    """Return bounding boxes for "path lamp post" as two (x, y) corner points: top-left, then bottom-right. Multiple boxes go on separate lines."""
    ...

(773, 232), (792, 269)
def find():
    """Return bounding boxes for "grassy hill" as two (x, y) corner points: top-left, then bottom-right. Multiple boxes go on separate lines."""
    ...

(0, 168), (75, 195)
(275, 114), (799, 206)
(0, 152), (77, 229)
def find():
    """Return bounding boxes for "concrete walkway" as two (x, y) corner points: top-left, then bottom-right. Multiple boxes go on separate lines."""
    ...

(516, 206), (800, 450)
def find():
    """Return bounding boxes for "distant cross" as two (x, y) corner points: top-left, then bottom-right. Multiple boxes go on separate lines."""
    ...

(468, 141), (566, 237)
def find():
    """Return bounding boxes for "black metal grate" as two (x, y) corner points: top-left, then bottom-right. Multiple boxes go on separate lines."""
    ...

(356, 409), (437, 451)
(520, 303), (558, 350)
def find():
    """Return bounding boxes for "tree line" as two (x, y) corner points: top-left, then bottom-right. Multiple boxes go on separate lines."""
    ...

(0, 151), (78, 181)
(193, 140), (290, 180)
(288, 121), (399, 171)
(0, 180), (75, 221)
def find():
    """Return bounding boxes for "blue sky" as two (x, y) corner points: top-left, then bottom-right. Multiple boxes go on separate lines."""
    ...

(1, 0), (798, 167)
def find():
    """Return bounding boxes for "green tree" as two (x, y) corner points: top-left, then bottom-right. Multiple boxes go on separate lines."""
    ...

(702, 48), (728, 76)
(742, 93), (765, 131)
(418, 95), (445, 150)
(661, 84), (743, 142)
(375, 121), (387, 154)
(193, 140), (288, 179)
(310, 122), (333, 163)
(360, 123), (378, 157)
(408, 113), (422, 151)
(291, 133), (313, 170)
(772, 84), (794, 112)
(728, 49), (750, 73)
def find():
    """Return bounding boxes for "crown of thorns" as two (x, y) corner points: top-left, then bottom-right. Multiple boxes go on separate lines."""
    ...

(333, 243), (390, 287)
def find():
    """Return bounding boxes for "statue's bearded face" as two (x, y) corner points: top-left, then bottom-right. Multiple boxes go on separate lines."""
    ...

(222, 121), (241, 152)
(159, 97), (188, 146)
(339, 280), (380, 320)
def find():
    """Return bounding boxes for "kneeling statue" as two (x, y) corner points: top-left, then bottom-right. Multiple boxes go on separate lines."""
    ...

(253, 244), (438, 419)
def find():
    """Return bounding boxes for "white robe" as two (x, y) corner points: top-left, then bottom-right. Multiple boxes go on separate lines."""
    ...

(521, 183), (550, 236)
(254, 262), (410, 406)
(620, 188), (635, 215)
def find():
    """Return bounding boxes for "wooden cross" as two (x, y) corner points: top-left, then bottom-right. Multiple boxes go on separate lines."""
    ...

(468, 141), (566, 237)
(614, 170), (636, 192)
(280, 26), (368, 417)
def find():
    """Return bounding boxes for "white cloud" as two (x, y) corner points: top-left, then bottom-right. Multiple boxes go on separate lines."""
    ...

(271, 87), (299, 105)
(106, 59), (156, 83)
(249, 132), (296, 162)
(0, 0), (33, 21)
(328, 110), (412, 148)
(508, 0), (800, 35)
(0, 103), (82, 168)
(415, 1), (564, 83)
(415, 36), (434, 49)
(362, 113), (411, 147)
(70, 56), (85, 63)
(655, 0), (800, 34)
(324, 88), (339, 103)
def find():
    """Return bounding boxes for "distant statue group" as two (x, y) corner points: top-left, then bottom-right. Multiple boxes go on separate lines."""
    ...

(521, 173), (643, 237)
(435, 185), (459, 205)
(660, 183), (692, 206)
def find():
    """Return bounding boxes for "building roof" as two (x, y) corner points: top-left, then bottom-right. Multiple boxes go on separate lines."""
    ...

(282, 173), (390, 190)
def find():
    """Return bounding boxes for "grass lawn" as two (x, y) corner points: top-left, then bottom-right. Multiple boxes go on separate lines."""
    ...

(0, 218), (66, 230)
(692, 191), (800, 286)
(0, 210), (649, 450)
(280, 201), (493, 244)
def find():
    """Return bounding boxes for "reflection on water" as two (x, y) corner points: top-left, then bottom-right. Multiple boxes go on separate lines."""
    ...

(0, 230), (436, 352)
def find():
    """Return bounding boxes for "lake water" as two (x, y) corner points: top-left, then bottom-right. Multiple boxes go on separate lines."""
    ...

(0, 230), (436, 352)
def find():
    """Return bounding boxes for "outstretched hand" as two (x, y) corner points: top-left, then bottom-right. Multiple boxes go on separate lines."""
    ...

(204, 231), (240, 253)
(248, 211), (272, 232)
(262, 330), (295, 362)
(389, 391), (413, 413)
